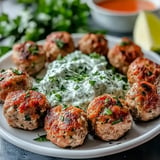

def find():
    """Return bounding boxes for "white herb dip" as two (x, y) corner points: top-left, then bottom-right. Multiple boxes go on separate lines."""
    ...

(38, 51), (128, 110)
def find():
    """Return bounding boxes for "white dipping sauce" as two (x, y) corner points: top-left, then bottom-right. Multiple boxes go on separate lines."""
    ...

(38, 51), (128, 110)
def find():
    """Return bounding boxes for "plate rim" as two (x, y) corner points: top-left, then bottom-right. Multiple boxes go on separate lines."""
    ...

(0, 34), (160, 159)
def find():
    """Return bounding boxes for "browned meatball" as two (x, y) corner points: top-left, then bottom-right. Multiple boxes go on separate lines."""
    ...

(0, 69), (32, 102)
(125, 81), (160, 121)
(87, 94), (132, 141)
(108, 37), (143, 74)
(44, 105), (88, 148)
(127, 57), (160, 87)
(77, 33), (108, 56)
(12, 41), (46, 76)
(44, 31), (75, 62)
(3, 90), (50, 130)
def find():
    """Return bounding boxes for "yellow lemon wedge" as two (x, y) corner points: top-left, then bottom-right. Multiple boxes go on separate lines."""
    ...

(133, 11), (160, 53)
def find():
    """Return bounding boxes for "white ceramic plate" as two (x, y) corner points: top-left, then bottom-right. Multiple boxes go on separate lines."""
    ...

(0, 34), (160, 159)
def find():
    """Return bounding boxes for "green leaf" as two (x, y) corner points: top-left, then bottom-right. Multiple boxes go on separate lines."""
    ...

(1, 0), (105, 47)
(104, 108), (112, 115)
(55, 39), (65, 49)
(119, 41), (131, 46)
(24, 114), (31, 121)
(89, 80), (96, 86)
(55, 94), (62, 102)
(112, 118), (123, 125)
(0, 46), (11, 57)
(33, 134), (49, 142)
(89, 52), (101, 59)
(12, 69), (23, 75)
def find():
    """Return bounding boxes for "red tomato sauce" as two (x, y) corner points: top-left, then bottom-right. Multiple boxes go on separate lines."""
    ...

(96, 0), (156, 13)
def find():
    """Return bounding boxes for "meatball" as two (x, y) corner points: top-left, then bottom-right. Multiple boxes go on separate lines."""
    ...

(0, 69), (32, 102)
(44, 31), (75, 62)
(127, 57), (160, 86)
(125, 81), (160, 121)
(44, 105), (88, 148)
(107, 37), (143, 74)
(3, 90), (50, 130)
(87, 94), (132, 141)
(77, 33), (108, 56)
(12, 41), (46, 75)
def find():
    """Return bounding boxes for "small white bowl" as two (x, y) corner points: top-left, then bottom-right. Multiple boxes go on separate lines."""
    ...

(87, 0), (160, 33)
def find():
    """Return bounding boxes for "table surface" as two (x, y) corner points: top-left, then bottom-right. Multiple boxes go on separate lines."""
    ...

(0, 1), (160, 160)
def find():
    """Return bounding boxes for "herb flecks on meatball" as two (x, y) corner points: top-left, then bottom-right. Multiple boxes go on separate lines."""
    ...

(0, 69), (32, 102)
(44, 31), (75, 62)
(3, 90), (50, 130)
(108, 37), (143, 74)
(44, 105), (88, 148)
(87, 94), (132, 141)
(127, 57), (160, 87)
(125, 81), (160, 121)
(12, 41), (46, 76)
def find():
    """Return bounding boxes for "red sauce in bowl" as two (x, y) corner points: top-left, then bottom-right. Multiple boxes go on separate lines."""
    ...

(96, 0), (156, 13)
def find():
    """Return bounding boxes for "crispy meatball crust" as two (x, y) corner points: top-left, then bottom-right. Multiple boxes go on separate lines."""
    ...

(3, 90), (50, 130)
(44, 105), (88, 148)
(125, 81), (160, 121)
(77, 33), (108, 56)
(87, 94), (132, 141)
(44, 31), (75, 62)
(0, 69), (32, 102)
(127, 57), (160, 86)
(107, 37), (143, 74)
(12, 41), (46, 76)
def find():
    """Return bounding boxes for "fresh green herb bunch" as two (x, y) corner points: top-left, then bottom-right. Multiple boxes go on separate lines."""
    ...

(0, 0), (90, 56)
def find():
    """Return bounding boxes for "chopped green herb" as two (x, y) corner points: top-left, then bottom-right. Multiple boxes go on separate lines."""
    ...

(72, 57), (79, 61)
(35, 77), (43, 83)
(104, 108), (112, 115)
(33, 134), (49, 142)
(89, 80), (96, 86)
(31, 87), (38, 91)
(55, 39), (65, 49)
(100, 76), (105, 80)
(114, 97), (123, 107)
(57, 54), (63, 60)
(75, 106), (81, 109)
(112, 118), (123, 125)
(25, 91), (30, 98)
(25, 114), (31, 121)
(60, 115), (64, 121)
(60, 85), (66, 91)
(66, 74), (87, 82)
(12, 69), (23, 75)
(104, 98), (111, 104)
(92, 71), (100, 76)
(74, 85), (80, 90)
(62, 104), (68, 109)
(89, 52), (101, 59)
(0, 69), (5, 73)
(55, 94), (62, 102)
(28, 45), (39, 55)
(120, 41), (131, 46)
(0, 77), (4, 81)
(147, 71), (152, 76)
